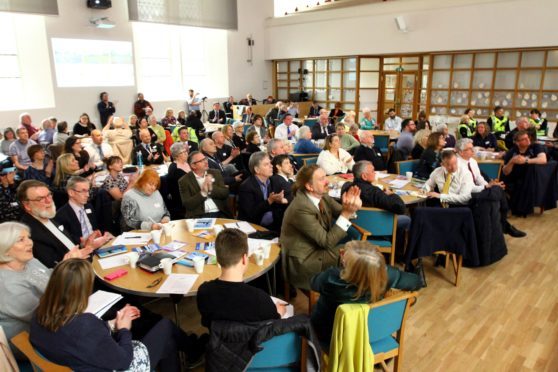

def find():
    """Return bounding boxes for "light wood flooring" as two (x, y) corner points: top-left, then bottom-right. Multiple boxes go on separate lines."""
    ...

(146, 208), (558, 371)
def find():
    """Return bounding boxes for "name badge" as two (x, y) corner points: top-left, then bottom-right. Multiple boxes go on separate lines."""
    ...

(10, 202), (18, 207)
(85, 209), (92, 214)
(154, 203), (161, 208)
(58, 225), (64, 231)
(222, 152), (227, 157)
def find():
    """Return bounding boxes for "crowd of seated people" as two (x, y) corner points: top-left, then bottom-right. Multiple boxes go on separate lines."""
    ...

(1, 94), (558, 371)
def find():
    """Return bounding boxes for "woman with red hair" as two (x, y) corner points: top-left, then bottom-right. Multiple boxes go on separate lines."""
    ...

(121, 169), (170, 231)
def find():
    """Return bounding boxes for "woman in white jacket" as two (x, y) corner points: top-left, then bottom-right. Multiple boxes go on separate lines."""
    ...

(316, 134), (355, 175)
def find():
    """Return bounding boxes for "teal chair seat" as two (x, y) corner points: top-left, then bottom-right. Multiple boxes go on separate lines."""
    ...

(247, 332), (302, 371)
(371, 336), (399, 355)
(395, 159), (419, 176)
(369, 239), (392, 248)
(477, 161), (503, 180)
(374, 134), (390, 155)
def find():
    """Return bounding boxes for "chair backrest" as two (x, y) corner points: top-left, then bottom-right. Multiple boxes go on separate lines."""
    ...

(477, 160), (503, 180)
(47, 144), (64, 163)
(354, 208), (396, 236)
(374, 134), (390, 150)
(395, 160), (419, 176)
(247, 332), (302, 371)
(11, 331), (71, 372)
(292, 153), (320, 161)
(243, 124), (251, 136)
(303, 157), (318, 166)
(304, 119), (318, 127)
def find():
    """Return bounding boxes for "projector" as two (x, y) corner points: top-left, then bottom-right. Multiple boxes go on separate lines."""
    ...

(87, 0), (112, 9)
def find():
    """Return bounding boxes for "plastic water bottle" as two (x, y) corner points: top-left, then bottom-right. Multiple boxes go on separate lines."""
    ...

(137, 151), (143, 170)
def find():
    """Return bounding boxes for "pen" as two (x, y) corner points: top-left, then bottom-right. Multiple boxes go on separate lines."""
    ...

(125, 236), (141, 239)
(146, 278), (162, 288)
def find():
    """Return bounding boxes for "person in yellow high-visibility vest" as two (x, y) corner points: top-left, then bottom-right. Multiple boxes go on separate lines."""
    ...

(487, 106), (510, 136)
(529, 109), (548, 137)
(464, 108), (478, 130)
(458, 114), (474, 139)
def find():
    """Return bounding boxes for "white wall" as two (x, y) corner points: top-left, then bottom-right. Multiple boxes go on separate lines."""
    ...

(265, 0), (558, 59)
(0, 0), (273, 129)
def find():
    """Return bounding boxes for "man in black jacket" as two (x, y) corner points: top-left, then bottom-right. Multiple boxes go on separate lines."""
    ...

(311, 115), (335, 140)
(132, 129), (165, 165)
(353, 131), (386, 171)
(208, 102), (226, 124)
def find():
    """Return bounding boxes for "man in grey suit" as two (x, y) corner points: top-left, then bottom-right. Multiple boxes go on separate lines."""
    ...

(280, 164), (361, 290)
(178, 151), (231, 218)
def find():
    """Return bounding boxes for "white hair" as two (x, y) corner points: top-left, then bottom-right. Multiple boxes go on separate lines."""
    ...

(435, 123), (447, 133)
(0, 222), (30, 263)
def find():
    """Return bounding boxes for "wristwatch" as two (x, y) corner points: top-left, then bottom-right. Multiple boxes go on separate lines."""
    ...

(525, 158), (529, 164)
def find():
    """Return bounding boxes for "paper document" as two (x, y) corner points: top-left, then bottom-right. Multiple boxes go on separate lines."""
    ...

(85, 290), (123, 318)
(161, 241), (188, 251)
(98, 255), (129, 270)
(224, 221), (257, 234)
(388, 179), (410, 189)
(328, 189), (341, 198)
(157, 274), (199, 295)
(112, 232), (152, 246)
(271, 296), (294, 319)
(375, 172), (391, 179)
(248, 238), (273, 256)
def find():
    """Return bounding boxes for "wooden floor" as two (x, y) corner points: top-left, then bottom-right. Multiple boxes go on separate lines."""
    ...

(146, 208), (558, 371)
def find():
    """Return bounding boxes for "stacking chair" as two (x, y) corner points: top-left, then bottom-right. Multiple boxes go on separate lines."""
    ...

(303, 118), (318, 127)
(303, 157), (318, 167)
(247, 332), (307, 371)
(477, 160), (503, 180)
(395, 160), (419, 176)
(11, 331), (71, 372)
(352, 208), (397, 266)
(374, 134), (390, 157)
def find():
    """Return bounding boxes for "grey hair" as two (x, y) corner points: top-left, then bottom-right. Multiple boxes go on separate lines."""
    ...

(147, 115), (158, 123)
(267, 138), (283, 154)
(435, 123), (447, 132)
(0, 222), (31, 263)
(456, 138), (473, 152)
(19, 112), (30, 123)
(200, 138), (213, 151)
(211, 131), (223, 140)
(362, 107), (371, 114)
(413, 129), (431, 146)
(41, 119), (51, 129)
(515, 116), (530, 127)
(170, 143), (187, 158)
(66, 176), (89, 191)
(248, 151), (270, 174)
(298, 125), (311, 139)
(353, 160), (372, 179)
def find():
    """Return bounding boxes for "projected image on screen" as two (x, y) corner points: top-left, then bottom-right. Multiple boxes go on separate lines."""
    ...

(52, 38), (135, 87)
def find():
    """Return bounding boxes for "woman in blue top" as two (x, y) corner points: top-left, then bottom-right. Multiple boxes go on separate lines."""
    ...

(294, 126), (322, 154)
(359, 108), (378, 130)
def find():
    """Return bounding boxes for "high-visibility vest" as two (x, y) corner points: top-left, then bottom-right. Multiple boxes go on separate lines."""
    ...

(458, 123), (473, 138)
(490, 116), (508, 133)
(468, 118), (477, 130)
(529, 118), (546, 137)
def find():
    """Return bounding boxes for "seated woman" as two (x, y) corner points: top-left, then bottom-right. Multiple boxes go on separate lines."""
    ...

(411, 129), (431, 160)
(311, 241), (422, 349)
(186, 110), (205, 140)
(134, 117), (157, 145)
(359, 107), (377, 130)
(167, 143), (191, 219)
(160, 108), (177, 128)
(102, 116), (134, 164)
(29, 259), (199, 371)
(316, 134), (354, 175)
(176, 110), (187, 126)
(148, 115), (166, 145)
(64, 136), (93, 177)
(436, 123), (456, 149)
(72, 113), (96, 137)
(247, 115), (268, 142)
(1, 127), (16, 156)
(349, 123), (360, 142)
(329, 102), (344, 121)
(128, 114), (138, 130)
(121, 169), (170, 231)
(245, 131), (262, 154)
(23, 144), (53, 185)
(52, 153), (82, 191)
(294, 126), (322, 154)
(414, 132), (445, 180)
(101, 156), (134, 201)
(232, 123), (246, 150)
(221, 124), (235, 148)
(416, 110), (431, 130)
(472, 122), (497, 150)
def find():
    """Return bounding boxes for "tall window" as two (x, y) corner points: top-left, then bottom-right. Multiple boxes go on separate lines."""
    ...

(0, 15), (23, 110)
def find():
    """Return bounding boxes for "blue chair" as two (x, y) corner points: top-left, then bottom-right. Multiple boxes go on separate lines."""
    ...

(352, 207), (397, 265)
(368, 291), (418, 372)
(303, 157), (318, 166)
(477, 160), (503, 180)
(374, 134), (390, 156)
(226, 118), (235, 125)
(247, 332), (303, 371)
(243, 123), (252, 136)
(304, 118), (318, 127)
(395, 159), (419, 176)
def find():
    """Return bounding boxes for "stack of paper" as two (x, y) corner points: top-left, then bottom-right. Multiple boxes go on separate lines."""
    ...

(98, 255), (129, 270)
(112, 232), (152, 246)
(86, 290), (123, 318)
(389, 179), (410, 189)
(224, 221), (256, 234)
(271, 296), (294, 319)
(157, 274), (199, 295)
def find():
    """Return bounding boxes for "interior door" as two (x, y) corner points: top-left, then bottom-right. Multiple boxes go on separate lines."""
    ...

(380, 71), (419, 121)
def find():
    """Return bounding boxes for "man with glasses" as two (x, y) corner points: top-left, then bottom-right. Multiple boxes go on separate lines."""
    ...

(55, 176), (114, 244)
(18, 180), (109, 268)
(178, 151), (230, 218)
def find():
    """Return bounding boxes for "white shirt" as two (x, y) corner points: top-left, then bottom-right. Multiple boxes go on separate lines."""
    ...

(85, 142), (113, 168)
(68, 200), (94, 238)
(424, 166), (474, 205)
(194, 172), (219, 213)
(457, 156), (487, 193)
(384, 116), (402, 132)
(317, 148), (355, 175)
(274, 123), (298, 140)
(306, 193), (351, 231)
(42, 219), (75, 251)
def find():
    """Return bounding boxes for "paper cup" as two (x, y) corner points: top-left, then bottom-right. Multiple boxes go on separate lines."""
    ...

(160, 258), (173, 275)
(185, 219), (195, 232)
(261, 243), (271, 259)
(192, 256), (205, 274)
(150, 229), (162, 245)
(406, 171), (413, 180)
(213, 224), (224, 236)
(162, 223), (173, 237)
(480, 153), (487, 160)
(254, 250), (264, 266)
(127, 252), (139, 269)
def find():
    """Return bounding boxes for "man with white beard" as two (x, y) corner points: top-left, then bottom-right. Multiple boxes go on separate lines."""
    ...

(17, 180), (109, 268)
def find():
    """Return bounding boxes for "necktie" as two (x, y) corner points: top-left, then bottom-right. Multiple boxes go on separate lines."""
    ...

(441, 172), (452, 208)
(467, 162), (476, 184)
(318, 199), (331, 226)
(97, 145), (104, 159)
(79, 209), (90, 238)
(287, 125), (291, 136)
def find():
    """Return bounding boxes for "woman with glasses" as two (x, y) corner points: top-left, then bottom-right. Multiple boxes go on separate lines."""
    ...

(23, 144), (53, 185)
(167, 143), (191, 219)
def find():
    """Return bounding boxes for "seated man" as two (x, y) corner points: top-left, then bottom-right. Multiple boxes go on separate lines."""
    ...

(197, 228), (284, 328)
(174, 126), (199, 153)
(17, 180), (109, 268)
(456, 138), (526, 237)
(84, 130), (113, 170)
(9, 128), (37, 172)
(178, 151), (230, 218)
(487, 105), (510, 138)
(423, 150), (473, 207)
(270, 154), (295, 228)
(238, 152), (286, 232)
(132, 129), (166, 165)
(383, 108), (402, 132)
(0, 167), (21, 223)
(211, 130), (240, 171)
(335, 123), (360, 152)
(394, 118), (416, 154)
(200, 138), (243, 186)
(208, 102), (226, 124)
(274, 114), (298, 141)
(280, 165), (361, 290)
(504, 116), (536, 150)
(353, 131), (386, 171)
(311, 114), (335, 140)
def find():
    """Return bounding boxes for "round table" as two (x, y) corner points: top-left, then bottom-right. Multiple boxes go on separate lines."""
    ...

(92, 219), (280, 298)
(326, 172), (426, 205)
(370, 130), (400, 141)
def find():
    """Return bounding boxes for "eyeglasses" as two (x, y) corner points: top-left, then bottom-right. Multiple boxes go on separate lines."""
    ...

(26, 192), (53, 203)
(72, 188), (90, 194)
(192, 157), (208, 164)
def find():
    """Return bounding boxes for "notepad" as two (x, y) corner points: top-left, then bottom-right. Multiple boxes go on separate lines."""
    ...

(157, 274), (199, 294)
(388, 179), (410, 189)
(85, 290), (123, 318)
(98, 254), (129, 270)
(271, 296), (294, 319)
(224, 221), (257, 234)
(112, 232), (152, 246)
